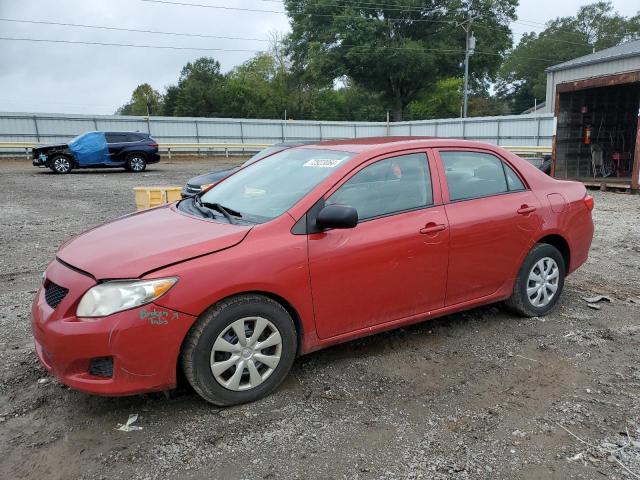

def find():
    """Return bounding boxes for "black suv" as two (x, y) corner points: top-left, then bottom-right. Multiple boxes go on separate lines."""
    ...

(32, 131), (161, 174)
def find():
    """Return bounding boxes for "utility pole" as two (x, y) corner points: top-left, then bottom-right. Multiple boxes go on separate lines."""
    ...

(460, 9), (477, 118)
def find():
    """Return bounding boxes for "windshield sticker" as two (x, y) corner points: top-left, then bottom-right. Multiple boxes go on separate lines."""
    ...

(303, 158), (344, 168)
(244, 186), (266, 197)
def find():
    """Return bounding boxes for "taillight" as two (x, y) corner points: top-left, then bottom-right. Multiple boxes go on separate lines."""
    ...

(584, 195), (594, 211)
(148, 143), (158, 149)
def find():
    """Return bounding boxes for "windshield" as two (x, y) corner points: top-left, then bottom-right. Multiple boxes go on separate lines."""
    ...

(240, 145), (287, 167)
(200, 148), (354, 223)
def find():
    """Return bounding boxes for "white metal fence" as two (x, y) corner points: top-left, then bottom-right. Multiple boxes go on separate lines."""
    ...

(0, 111), (554, 154)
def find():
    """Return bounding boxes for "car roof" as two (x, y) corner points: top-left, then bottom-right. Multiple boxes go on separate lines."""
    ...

(273, 140), (316, 147)
(103, 131), (149, 135)
(296, 136), (500, 154)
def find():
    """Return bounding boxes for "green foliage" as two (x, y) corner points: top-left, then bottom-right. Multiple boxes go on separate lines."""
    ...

(224, 53), (287, 119)
(116, 1), (639, 122)
(116, 83), (163, 116)
(284, 0), (517, 120)
(408, 78), (463, 120)
(498, 1), (640, 113)
(173, 58), (226, 117)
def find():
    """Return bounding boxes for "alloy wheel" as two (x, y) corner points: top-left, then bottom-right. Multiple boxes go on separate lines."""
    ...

(526, 257), (559, 307)
(130, 157), (145, 171)
(210, 316), (282, 391)
(53, 157), (70, 173)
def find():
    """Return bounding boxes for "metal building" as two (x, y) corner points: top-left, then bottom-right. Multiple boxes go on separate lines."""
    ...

(544, 39), (640, 192)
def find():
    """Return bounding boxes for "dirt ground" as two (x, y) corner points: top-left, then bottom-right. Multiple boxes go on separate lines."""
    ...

(0, 157), (639, 480)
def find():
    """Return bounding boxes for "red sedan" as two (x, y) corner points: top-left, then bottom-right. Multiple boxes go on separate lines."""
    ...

(32, 138), (594, 405)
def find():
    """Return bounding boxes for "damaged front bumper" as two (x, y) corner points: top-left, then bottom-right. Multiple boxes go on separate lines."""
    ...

(32, 154), (48, 167)
(31, 259), (196, 396)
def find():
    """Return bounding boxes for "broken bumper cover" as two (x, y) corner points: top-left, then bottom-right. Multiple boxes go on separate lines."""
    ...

(31, 260), (196, 396)
(32, 156), (47, 167)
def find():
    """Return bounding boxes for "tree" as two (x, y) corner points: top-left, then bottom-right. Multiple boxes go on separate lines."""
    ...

(284, 0), (517, 121)
(498, 2), (640, 113)
(162, 85), (180, 116)
(173, 58), (226, 117)
(407, 77), (463, 119)
(116, 83), (163, 115)
(224, 53), (287, 118)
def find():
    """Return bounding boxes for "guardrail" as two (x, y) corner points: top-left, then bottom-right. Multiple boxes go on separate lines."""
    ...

(161, 143), (270, 159)
(0, 141), (552, 160)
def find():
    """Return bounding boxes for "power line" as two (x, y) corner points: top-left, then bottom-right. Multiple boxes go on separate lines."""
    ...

(137, 0), (590, 48)
(139, 0), (483, 25)
(257, 0), (465, 16)
(0, 35), (560, 62)
(0, 15), (590, 50)
(471, 23), (589, 47)
(0, 36), (264, 53)
(220, 0), (554, 28)
(0, 17), (269, 42)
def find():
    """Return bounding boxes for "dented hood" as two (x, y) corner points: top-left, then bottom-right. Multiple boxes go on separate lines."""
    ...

(57, 206), (252, 279)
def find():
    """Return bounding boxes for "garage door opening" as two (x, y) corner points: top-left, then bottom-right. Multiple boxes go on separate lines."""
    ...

(554, 80), (640, 188)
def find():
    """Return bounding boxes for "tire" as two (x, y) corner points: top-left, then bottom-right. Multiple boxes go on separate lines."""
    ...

(505, 243), (566, 317)
(181, 294), (297, 406)
(126, 154), (147, 172)
(49, 154), (73, 174)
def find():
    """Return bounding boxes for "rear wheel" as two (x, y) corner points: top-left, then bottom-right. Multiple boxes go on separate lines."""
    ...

(126, 154), (147, 172)
(505, 243), (565, 317)
(49, 155), (73, 174)
(181, 294), (297, 406)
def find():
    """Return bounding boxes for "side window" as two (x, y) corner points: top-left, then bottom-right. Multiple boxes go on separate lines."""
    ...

(127, 133), (146, 142)
(441, 151), (509, 201)
(326, 153), (432, 221)
(503, 162), (525, 191)
(106, 133), (126, 143)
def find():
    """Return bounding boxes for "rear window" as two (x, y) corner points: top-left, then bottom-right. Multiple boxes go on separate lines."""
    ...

(441, 151), (513, 201)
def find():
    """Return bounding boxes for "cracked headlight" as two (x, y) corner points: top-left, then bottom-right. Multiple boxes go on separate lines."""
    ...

(76, 278), (178, 318)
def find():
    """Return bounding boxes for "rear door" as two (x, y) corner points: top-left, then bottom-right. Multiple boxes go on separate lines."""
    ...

(308, 150), (450, 339)
(105, 133), (129, 163)
(434, 149), (543, 306)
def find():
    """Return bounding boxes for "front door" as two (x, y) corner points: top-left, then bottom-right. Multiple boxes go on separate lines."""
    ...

(308, 151), (450, 339)
(435, 149), (543, 305)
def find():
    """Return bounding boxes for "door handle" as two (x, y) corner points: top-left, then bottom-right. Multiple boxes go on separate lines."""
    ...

(517, 205), (537, 215)
(420, 222), (447, 234)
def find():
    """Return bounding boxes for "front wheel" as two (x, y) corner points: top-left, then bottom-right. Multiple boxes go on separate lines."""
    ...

(126, 154), (147, 172)
(49, 155), (73, 174)
(505, 243), (566, 317)
(181, 295), (297, 406)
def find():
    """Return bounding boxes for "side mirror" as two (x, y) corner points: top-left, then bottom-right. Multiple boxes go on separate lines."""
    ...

(315, 204), (358, 230)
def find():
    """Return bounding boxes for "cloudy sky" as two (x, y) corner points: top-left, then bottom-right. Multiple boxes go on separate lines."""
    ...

(0, 0), (638, 115)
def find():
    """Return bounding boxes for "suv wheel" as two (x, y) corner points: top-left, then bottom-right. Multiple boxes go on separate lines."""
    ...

(182, 294), (297, 406)
(505, 243), (565, 317)
(126, 154), (147, 172)
(49, 155), (73, 174)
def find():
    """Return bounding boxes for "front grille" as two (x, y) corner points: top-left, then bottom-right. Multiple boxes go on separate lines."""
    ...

(89, 357), (113, 377)
(44, 282), (68, 309)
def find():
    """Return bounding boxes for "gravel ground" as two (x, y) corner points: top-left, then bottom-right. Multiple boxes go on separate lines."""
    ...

(0, 157), (639, 480)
